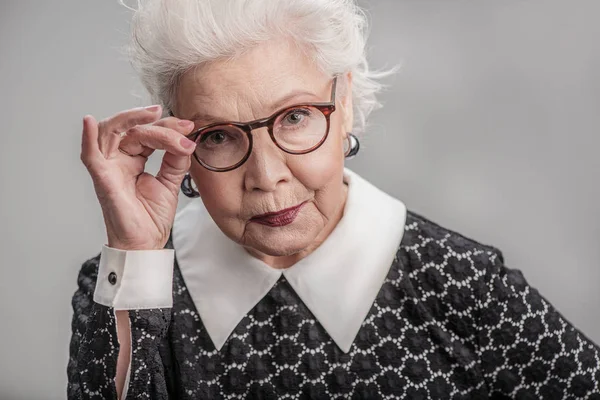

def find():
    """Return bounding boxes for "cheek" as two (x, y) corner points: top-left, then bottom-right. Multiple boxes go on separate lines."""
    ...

(286, 121), (346, 189)
(191, 168), (243, 218)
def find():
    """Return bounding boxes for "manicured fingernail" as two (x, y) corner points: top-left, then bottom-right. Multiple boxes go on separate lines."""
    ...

(180, 137), (196, 149)
(145, 105), (161, 112)
(178, 120), (194, 128)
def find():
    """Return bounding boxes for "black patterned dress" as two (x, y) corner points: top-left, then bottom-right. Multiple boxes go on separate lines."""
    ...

(67, 211), (600, 399)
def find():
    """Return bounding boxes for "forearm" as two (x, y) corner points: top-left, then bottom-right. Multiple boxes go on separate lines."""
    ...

(115, 310), (131, 400)
(68, 243), (175, 399)
(94, 244), (174, 398)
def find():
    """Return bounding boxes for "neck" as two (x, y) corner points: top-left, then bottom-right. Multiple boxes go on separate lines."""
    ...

(244, 180), (349, 270)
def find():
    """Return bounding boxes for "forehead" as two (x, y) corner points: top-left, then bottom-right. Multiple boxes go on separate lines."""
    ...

(175, 39), (329, 121)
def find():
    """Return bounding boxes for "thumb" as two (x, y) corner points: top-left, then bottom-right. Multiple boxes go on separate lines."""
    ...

(156, 152), (193, 197)
(80, 115), (102, 169)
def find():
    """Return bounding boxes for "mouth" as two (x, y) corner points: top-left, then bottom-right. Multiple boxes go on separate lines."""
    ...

(250, 201), (308, 227)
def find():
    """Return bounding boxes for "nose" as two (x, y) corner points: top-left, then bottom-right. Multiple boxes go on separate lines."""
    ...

(243, 128), (291, 192)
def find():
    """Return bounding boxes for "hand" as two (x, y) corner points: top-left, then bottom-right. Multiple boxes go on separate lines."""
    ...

(80, 105), (197, 250)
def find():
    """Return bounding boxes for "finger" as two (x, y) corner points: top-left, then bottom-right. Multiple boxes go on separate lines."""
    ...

(152, 116), (196, 136)
(119, 124), (197, 158)
(119, 145), (156, 160)
(126, 117), (195, 159)
(80, 115), (102, 169)
(156, 151), (193, 197)
(98, 105), (163, 158)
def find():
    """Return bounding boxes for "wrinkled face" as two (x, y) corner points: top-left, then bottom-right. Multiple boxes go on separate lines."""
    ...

(174, 39), (353, 266)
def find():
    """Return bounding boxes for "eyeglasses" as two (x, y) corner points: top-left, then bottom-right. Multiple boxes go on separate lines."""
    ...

(179, 77), (337, 172)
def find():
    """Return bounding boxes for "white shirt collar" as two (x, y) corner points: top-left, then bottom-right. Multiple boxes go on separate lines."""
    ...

(172, 168), (407, 353)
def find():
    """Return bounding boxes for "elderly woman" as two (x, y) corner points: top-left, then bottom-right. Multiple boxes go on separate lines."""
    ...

(68, 0), (599, 399)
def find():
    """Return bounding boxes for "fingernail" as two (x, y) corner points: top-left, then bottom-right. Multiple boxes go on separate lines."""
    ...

(145, 105), (161, 112)
(180, 137), (196, 149)
(178, 120), (194, 128)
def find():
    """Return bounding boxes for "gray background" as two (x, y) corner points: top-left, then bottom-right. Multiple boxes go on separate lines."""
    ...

(0, 0), (598, 398)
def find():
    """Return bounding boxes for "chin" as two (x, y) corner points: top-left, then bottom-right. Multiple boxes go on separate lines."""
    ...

(246, 235), (313, 257)
(241, 211), (322, 257)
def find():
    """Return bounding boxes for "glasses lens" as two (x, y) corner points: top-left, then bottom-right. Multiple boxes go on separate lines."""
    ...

(273, 106), (327, 152)
(194, 125), (249, 169)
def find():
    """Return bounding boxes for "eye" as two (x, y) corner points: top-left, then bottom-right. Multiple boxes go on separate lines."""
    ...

(200, 130), (228, 145)
(282, 109), (310, 126)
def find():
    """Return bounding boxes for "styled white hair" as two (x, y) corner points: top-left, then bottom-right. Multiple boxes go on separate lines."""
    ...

(119, 0), (394, 134)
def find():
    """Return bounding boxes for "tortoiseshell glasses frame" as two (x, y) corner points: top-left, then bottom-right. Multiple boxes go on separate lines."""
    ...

(170, 77), (338, 172)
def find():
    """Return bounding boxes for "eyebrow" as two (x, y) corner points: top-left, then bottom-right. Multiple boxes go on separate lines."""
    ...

(187, 89), (321, 124)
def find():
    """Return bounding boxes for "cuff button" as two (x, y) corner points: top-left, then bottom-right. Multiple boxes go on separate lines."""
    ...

(108, 271), (117, 285)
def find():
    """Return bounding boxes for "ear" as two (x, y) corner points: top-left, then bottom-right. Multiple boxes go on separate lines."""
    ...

(339, 71), (354, 135)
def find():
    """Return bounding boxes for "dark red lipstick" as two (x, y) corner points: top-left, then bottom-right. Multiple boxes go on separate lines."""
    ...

(250, 201), (307, 227)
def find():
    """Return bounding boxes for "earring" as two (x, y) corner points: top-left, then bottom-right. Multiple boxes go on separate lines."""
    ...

(344, 133), (360, 159)
(181, 173), (200, 198)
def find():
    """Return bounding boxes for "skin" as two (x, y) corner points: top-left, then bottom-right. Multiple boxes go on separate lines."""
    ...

(174, 38), (354, 269)
(81, 38), (353, 398)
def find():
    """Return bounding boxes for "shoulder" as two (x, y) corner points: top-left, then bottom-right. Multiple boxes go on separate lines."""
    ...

(400, 209), (505, 268)
(395, 210), (524, 302)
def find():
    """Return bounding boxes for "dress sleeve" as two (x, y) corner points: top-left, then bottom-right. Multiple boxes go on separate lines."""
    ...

(67, 249), (174, 399)
(93, 245), (174, 310)
(476, 249), (600, 398)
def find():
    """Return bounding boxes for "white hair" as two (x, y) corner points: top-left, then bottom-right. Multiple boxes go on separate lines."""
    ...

(119, 0), (395, 134)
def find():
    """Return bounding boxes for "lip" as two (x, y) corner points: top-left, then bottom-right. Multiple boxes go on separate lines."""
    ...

(250, 201), (307, 227)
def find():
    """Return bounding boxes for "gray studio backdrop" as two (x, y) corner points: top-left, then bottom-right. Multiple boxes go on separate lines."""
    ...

(0, 1), (598, 399)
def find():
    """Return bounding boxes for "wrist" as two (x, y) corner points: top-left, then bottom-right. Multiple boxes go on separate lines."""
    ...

(107, 239), (165, 251)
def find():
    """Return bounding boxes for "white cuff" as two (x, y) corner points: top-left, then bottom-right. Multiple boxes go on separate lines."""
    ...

(93, 244), (175, 310)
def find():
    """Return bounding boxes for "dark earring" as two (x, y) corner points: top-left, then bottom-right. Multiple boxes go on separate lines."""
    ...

(181, 173), (200, 198)
(344, 133), (360, 159)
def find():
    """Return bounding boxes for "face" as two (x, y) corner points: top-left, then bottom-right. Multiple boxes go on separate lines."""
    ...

(174, 39), (353, 268)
